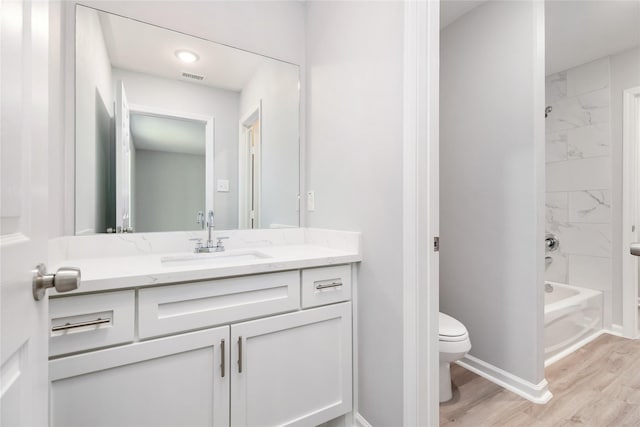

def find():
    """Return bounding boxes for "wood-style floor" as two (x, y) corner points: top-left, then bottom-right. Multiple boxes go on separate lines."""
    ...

(440, 334), (640, 426)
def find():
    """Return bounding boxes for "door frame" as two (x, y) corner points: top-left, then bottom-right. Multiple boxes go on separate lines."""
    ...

(622, 86), (640, 338)
(238, 101), (262, 229)
(401, 1), (440, 426)
(127, 103), (215, 226)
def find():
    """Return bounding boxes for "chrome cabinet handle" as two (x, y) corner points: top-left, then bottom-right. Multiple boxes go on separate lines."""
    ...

(631, 243), (640, 256)
(238, 336), (243, 373)
(315, 279), (343, 290)
(220, 339), (225, 378)
(33, 264), (81, 301)
(51, 317), (110, 332)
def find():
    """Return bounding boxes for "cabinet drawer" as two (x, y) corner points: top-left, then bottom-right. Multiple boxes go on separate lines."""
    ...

(49, 290), (135, 357)
(301, 265), (351, 308)
(138, 271), (300, 339)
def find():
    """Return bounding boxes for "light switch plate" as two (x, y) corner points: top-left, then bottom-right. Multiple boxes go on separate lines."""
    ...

(217, 179), (230, 192)
(306, 191), (315, 211)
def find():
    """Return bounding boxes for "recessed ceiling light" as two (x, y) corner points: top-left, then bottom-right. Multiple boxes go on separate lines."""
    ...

(175, 50), (199, 63)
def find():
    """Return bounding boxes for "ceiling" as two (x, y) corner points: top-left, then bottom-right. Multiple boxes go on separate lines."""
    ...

(98, 10), (269, 92)
(545, 1), (640, 75)
(130, 113), (206, 156)
(440, 1), (485, 29)
(440, 0), (640, 75)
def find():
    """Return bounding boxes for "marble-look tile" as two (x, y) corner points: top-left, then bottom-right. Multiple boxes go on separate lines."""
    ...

(569, 190), (611, 223)
(545, 250), (569, 284)
(566, 58), (610, 97)
(568, 254), (612, 291)
(546, 157), (610, 192)
(567, 123), (609, 159)
(546, 161), (570, 192)
(546, 88), (610, 134)
(546, 192), (568, 223)
(554, 222), (611, 258)
(546, 71), (567, 104)
(546, 131), (568, 163)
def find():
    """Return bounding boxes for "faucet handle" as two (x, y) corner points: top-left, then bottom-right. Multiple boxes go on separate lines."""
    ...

(190, 238), (204, 253)
(216, 236), (229, 242)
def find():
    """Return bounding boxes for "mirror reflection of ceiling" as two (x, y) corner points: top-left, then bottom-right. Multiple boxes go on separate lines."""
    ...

(130, 114), (206, 156)
(98, 11), (267, 92)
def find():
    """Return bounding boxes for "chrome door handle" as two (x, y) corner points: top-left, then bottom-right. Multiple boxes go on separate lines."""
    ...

(220, 339), (225, 378)
(631, 243), (640, 256)
(32, 264), (80, 301)
(238, 336), (243, 373)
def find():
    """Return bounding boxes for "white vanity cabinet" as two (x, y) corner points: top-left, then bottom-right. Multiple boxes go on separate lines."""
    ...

(48, 266), (353, 427)
(231, 302), (352, 426)
(50, 326), (230, 427)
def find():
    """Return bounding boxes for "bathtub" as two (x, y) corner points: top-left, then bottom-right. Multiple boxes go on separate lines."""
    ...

(544, 282), (603, 365)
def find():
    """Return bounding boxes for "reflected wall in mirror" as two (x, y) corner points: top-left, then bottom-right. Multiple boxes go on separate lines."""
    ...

(75, 5), (300, 235)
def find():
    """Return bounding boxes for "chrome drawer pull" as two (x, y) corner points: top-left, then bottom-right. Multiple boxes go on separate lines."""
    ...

(51, 317), (111, 332)
(238, 336), (243, 373)
(315, 280), (343, 290)
(220, 339), (225, 378)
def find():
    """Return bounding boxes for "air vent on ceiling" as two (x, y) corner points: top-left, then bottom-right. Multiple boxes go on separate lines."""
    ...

(181, 71), (205, 81)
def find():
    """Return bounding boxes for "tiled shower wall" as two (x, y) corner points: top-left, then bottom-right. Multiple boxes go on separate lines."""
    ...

(545, 58), (612, 304)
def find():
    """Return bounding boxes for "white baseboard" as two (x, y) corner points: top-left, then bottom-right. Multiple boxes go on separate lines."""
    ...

(456, 355), (553, 404)
(607, 324), (624, 337)
(353, 413), (372, 427)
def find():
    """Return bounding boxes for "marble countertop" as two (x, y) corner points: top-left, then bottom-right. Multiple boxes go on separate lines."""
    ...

(51, 243), (361, 295)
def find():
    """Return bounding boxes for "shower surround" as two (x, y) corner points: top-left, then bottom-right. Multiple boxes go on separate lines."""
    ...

(545, 57), (612, 325)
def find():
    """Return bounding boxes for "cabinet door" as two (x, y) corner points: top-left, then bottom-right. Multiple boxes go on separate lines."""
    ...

(231, 302), (352, 427)
(50, 326), (230, 427)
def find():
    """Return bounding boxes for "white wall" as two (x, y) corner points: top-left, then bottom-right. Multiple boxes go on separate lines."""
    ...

(305, 2), (404, 425)
(545, 58), (613, 326)
(240, 61), (300, 228)
(111, 68), (240, 230)
(611, 46), (640, 326)
(75, 6), (113, 235)
(49, 0), (306, 237)
(440, 0), (546, 386)
(134, 149), (205, 232)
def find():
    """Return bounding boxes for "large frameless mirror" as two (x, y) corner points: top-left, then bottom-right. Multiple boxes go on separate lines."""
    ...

(74, 5), (300, 235)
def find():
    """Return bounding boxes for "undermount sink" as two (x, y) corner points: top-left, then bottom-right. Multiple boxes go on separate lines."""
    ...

(161, 250), (271, 267)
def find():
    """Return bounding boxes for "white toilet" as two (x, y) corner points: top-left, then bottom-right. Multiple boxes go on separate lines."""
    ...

(439, 312), (471, 403)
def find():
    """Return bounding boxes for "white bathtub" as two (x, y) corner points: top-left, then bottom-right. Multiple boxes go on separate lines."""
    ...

(544, 282), (603, 364)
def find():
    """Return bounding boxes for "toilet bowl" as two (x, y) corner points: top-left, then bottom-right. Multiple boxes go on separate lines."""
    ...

(439, 312), (471, 403)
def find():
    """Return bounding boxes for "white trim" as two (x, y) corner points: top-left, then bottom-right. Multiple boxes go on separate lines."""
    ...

(353, 413), (372, 427)
(607, 324), (625, 337)
(351, 264), (360, 426)
(622, 86), (640, 338)
(544, 329), (605, 367)
(402, 1), (439, 427)
(456, 355), (553, 404)
(238, 101), (262, 229)
(127, 102), (215, 219)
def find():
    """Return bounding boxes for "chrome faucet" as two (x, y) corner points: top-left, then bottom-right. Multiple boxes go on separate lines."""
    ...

(192, 236), (229, 253)
(206, 210), (215, 247)
(190, 210), (229, 253)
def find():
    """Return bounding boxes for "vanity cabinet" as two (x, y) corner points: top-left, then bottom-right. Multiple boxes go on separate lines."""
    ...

(50, 326), (230, 427)
(231, 302), (352, 426)
(48, 266), (353, 427)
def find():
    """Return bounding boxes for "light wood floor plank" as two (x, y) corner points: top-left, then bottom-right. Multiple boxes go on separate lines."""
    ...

(440, 334), (640, 426)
